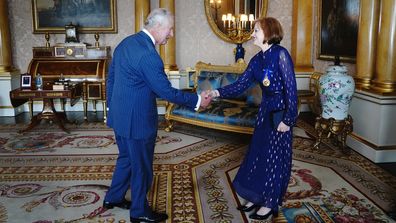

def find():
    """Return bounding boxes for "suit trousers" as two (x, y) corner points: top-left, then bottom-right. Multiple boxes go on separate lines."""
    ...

(105, 133), (156, 217)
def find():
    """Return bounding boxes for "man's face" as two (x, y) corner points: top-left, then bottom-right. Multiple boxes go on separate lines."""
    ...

(154, 20), (174, 45)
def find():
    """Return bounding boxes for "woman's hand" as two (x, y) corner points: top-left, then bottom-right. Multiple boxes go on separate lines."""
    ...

(277, 121), (290, 132)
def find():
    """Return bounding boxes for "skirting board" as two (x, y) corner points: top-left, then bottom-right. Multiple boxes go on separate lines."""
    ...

(347, 135), (396, 163)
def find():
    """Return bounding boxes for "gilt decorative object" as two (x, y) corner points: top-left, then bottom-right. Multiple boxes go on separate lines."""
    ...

(314, 115), (353, 153)
(204, 0), (268, 62)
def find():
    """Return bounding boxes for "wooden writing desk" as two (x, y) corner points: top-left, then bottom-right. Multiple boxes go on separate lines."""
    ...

(10, 84), (82, 133)
(29, 46), (110, 121)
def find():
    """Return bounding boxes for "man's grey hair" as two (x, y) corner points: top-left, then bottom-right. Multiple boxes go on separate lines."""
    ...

(144, 8), (174, 29)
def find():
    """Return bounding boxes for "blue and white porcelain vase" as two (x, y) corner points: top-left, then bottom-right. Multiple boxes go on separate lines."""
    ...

(319, 64), (355, 120)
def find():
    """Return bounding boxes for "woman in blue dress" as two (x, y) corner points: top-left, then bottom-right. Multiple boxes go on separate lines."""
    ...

(209, 17), (298, 220)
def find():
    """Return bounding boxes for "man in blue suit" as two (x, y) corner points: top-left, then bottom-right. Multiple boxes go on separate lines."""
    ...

(103, 8), (212, 223)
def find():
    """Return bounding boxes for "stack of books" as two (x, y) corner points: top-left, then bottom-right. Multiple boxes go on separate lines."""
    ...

(52, 80), (70, 90)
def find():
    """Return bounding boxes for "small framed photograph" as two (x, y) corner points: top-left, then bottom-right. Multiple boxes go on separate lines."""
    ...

(21, 74), (32, 89)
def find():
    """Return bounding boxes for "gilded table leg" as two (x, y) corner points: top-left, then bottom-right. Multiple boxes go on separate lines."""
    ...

(83, 100), (88, 120)
(102, 101), (107, 123)
(60, 98), (65, 111)
(28, 100), (33, 120)
(92, 100), (97, 112)
(313, 117), (324, 149)
(164, 119), (174, 132)
(313, 116), (353, 153)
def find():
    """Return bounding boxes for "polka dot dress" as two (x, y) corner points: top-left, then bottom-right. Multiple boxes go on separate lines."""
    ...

(218, 44), (298, 211)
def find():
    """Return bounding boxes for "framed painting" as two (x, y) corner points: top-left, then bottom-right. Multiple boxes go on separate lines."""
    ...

(32, 0), (117, 34)
(317, 0), (360, 62)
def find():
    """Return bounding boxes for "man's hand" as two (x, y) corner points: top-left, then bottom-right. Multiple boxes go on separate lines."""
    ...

(200, 91), (212, 108)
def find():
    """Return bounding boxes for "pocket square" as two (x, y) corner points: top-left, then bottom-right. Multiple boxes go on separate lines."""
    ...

(271, 110), (284, 130)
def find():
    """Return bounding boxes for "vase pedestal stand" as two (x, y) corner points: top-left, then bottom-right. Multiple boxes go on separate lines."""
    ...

(313, 115), (353, 153)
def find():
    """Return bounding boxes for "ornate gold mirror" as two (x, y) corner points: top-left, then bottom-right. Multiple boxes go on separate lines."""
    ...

(204, 0), (268, 44)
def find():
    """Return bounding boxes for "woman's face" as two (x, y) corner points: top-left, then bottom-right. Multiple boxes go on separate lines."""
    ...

(251, 23), (265, 47)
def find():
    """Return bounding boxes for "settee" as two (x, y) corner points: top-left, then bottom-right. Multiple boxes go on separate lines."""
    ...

(165, 61), (262, 134)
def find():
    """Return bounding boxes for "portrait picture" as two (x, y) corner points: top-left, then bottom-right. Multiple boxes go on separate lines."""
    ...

(21, 74), (32, 89)
(32, 0), (117, 33)
(318, 0), (360, 62)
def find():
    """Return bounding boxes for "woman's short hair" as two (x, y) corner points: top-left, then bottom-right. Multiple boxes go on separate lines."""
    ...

(144, 8), (173, 29)
(255, 17), (284, 44)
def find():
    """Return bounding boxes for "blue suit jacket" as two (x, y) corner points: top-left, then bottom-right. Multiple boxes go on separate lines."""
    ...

(106, 31), (198, 139)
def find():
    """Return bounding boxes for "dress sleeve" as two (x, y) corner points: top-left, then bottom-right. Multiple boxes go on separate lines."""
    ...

(279, 49), (298, 126)
(217, 61), (255, 98)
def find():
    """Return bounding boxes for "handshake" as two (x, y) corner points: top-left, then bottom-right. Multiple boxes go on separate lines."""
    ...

(199, 90), (219, 108)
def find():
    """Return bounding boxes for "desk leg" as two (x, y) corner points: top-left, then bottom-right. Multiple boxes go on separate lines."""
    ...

(93, 100), (97, 112)
(19, 115), (41, 133)
(53, 112), (70, 133)
(19, 98), (70, 133)
(102, 101), (107, 123)
(28, 100), (33, 120)
(60, 98), (65, 111)
(83, 100), (88, 120)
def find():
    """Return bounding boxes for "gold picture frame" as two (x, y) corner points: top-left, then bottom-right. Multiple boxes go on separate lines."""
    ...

(204, 0), (268, 44)
(317, 0), (360, 63)
(32, 0), (117, 34)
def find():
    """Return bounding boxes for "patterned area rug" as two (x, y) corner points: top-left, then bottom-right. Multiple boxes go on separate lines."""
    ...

(0, 120), (395, 223)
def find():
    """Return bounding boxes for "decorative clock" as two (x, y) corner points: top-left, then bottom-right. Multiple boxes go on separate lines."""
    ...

(65, 23), (79, 43)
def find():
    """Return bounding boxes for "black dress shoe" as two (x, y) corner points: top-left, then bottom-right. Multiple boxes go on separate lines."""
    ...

(249, 210), (278, 220)
(237, 204), (258, 212)
(130, 211), (168, 223)
(102, 199), (131, 210)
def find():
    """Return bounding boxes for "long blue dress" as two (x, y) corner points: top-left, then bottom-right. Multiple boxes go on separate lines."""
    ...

(217, 44), (298, 211)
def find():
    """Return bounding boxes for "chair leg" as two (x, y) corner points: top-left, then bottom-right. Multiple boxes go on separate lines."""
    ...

(164, 119), (174, 132)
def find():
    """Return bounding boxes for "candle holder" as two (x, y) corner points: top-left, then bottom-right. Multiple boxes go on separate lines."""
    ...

(94, 33), (100, 47)
(222, 13), (255, 62)
(45, 32), (50, 48)
(226, 26), (252, 43)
